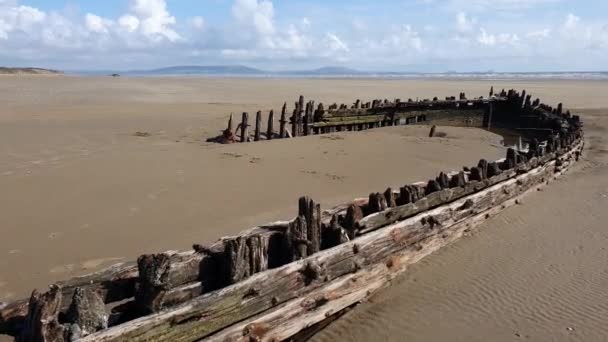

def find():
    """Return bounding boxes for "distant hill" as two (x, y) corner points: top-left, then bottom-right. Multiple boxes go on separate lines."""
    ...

(0, 67), (63, 75)
(280, 66), (365, 76)
(131, 65), (266, 75)
(122, 65), (371, 76)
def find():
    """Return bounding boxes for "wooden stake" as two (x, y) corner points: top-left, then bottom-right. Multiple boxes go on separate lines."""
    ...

(267, 110), (274, 140)
(240, 112), (249, 143)
(279, 103), (287, 138)
(254, 111), (262, 141)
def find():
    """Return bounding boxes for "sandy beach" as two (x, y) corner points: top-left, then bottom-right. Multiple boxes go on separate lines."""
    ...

(1, 77), (607, 341)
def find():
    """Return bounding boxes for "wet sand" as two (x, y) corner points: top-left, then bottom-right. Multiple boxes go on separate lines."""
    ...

(1, 77), (607, 341)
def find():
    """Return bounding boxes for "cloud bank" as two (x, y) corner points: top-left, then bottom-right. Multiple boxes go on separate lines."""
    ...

(0, 0), (606, 71)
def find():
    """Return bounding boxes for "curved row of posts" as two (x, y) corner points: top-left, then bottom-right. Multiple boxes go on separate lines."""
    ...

(206, 90), (502, 144)
(1, 89), (584, 342)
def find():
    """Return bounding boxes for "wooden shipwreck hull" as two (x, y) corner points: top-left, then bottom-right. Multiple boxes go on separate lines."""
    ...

(1, 89), (584, 342)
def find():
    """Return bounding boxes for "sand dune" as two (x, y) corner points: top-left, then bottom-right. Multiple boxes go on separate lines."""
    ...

(1, 77), (607, 341)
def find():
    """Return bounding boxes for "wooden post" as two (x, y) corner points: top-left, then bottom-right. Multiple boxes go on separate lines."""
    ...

(291, 108), (298, 138)
(267, 110), (274, 140)
(227, 113), (233, 132)
(240, 112), (249, 143)
(429, 125), (437, 137)
(254, 111), (262, 142)
(298, 96), (305, 136)
(303, 102), (311, 136)
(18, 285), (65, 341)
(299, 197), (321, 255)
(279, 103), (287, 138)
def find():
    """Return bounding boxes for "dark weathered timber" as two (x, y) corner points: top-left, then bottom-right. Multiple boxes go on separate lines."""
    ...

(254, 111), (262, 141)
(279, 103), (287, 138)
(299, 197), (321, 255)
(240, 112), (249, 143)
(65, 287), (108, 338)
(291, 108), (298, 138)
(227, 113), (233, 132)
(429, 125), (437, 137)
(1, 263), (137, 336)
(478, 159), (489, 180)
(343, 203), (364, 239)
(17, 286), (65, 342)
(437, 172), (450, 189)
(267, 110), (274, 140)
(488, 162), (501, 178)
(224, 236), (251, 284)
(288, 216), (308, 261)
(449, 171), (466, 188)
(367, 193), (388, 214)
(469, 167), (483, 181)
(425, 179), (442, 195)
(384, 188), (397, 208)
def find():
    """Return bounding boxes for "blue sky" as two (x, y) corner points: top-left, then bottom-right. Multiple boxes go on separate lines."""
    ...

(1, 0), (607, 71)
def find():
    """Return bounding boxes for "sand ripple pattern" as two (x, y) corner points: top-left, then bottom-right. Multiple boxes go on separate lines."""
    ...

(313, 110), (608, 342)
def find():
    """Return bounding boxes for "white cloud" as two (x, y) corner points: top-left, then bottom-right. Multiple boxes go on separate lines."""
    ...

(477, 28), (519, 46)
(300, 17), (311, 29)
(85, 14), (112, 34)
(232, 0), (275, 36)
(190, 16), (205, 30)
(324, 33), (349, 52)
(1, 0), (608, 71)
(118, 15), (139, 32)
(383, 25), (423, 51)
(564, 13), (580, 31)
(526, 28), (551, 39)
(0, 2), (45, 39)
(456, 12), (475, 32)
(129, 0), (180, 41)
